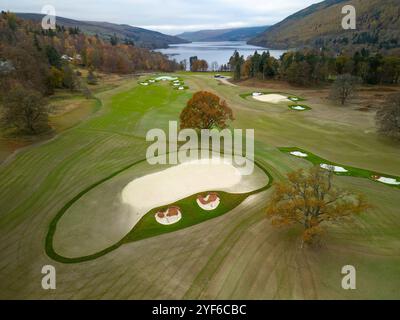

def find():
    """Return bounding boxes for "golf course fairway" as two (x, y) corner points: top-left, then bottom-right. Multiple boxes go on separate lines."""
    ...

(0, 73), (399, 300)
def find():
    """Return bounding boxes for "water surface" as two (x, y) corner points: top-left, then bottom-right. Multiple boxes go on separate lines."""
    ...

(156, 41), (286, 70)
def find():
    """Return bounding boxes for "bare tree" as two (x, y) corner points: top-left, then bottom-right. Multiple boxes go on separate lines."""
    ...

(330, 74), (360, 105)
(180, 59), (188, 71)
(211, 61), (219, 72)
(376, 92), (400, 140)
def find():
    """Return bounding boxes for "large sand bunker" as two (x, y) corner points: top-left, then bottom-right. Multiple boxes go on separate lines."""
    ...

(155, 76), (178, 81)
(53, 154), (268, 258)
(121, 158), (241, 214)
(253, 94), (290, 104)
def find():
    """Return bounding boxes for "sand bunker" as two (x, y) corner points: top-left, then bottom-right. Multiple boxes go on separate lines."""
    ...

(289, 97), (299, 101)
(253, 94), (290, 104)
(320, 164), (348, 173)
(121, 158), (241, 215)
(291, 106), (306, 111)
(375, 177), (400, 185)
(178, 86), (184, 90)
(155, 76), (178, 81)
(53, 153), (268, 258)
(140, 82), (149, 86)
(155, 207), (182, 225)
(290, 151), (308, 158)
(196, 193), (220, 211)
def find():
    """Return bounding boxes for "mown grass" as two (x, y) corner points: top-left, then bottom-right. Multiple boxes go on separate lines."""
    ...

(49, 98), (101, 131)
(279, 146), (400, 188)
(1, 72), (400, 299)
(0, 95), (102, 163)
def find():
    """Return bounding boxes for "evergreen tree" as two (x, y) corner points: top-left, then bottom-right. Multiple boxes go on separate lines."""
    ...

(45, 45), (61, 69)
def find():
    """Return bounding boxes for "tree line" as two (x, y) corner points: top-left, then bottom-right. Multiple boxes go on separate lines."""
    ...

(228, 48), (400, 86)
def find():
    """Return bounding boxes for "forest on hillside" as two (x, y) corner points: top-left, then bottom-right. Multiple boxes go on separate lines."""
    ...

(249, 0), (400, 55)
(0, 11), (180, 96)
(0, 12), (182, 135)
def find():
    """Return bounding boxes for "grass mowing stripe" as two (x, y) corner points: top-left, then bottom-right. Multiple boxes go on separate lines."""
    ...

(182, 160), (274, 299)
(0, 134), (117, 227)
(183, 192), (270, 299)
(45, 157), (149, 264)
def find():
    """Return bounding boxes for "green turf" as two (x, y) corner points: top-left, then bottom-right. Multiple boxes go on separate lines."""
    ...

(139, 75), (189, 91)
(125, 192), (248, 243)
(279, 146), (400, 189)
(0, 72), (399, 299)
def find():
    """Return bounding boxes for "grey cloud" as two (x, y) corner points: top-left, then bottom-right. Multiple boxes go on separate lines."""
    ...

(1, 0), (321, 34)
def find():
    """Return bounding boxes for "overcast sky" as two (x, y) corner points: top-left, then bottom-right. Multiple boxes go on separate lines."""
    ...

(2, 0), (322, 35)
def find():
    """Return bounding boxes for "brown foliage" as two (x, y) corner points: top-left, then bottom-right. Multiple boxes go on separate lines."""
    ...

(180, 91), (234, 130)
(191, 59), (208, 72)
(1, 84), (51, 134)
(0, 12), (180, 94)
(266, 167), (370, 247)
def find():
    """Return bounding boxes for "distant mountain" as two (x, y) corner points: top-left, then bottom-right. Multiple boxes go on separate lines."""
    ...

(248, 0), (400, 54)
(16, 13), (189, 49)
(177, 26), (269, 42)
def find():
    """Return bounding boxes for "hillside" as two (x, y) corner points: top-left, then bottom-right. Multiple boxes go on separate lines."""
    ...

(177, 25), (268, 42)
(16, 13), (189, 49)
(248, 0), (400, 54)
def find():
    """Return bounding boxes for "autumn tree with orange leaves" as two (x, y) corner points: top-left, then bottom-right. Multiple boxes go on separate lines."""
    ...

(266, 167), (370, 247)
(180, 91), (234, 130)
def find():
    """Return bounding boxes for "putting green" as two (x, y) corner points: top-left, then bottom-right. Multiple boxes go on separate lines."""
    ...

(140, 75), (188, 91)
